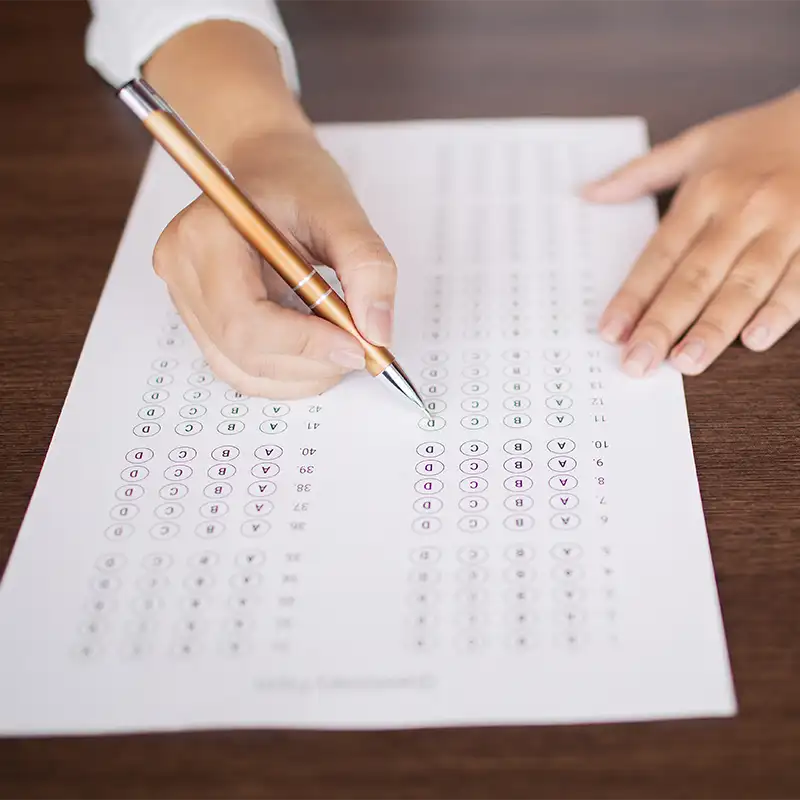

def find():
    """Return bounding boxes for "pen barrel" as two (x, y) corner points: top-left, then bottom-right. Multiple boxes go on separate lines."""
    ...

(293, 271), (393, 375)
(142, 111), (393, 376)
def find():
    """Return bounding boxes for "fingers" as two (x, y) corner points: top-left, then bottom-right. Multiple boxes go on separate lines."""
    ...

(582, 128), (704, 203)
(595, 161), (800, 377)
(669, 232), (794, 373)
(252, 140), (399, 348)
(597, 182), (713, 344)
(303, 198), (397, 347)
(169, 286), (342, 399)
(617, 212), (764, 375)
(154, 199), (367, 395)
(741, 248), (800, 352)
(151, 128), (399, 400)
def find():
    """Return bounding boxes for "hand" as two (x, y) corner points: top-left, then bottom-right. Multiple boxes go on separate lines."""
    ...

(154, 132), (395, 399)
(143, 20), (395, 399)
(154, 129), (396, 399)
(583, 91), (800, 377)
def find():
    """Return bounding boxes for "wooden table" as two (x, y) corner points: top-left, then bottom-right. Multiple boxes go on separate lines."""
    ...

(1, 2), (799, 797)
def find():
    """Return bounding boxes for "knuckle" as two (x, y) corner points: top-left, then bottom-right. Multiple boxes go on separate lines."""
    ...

(153, 206), (214, 280)
(692, 316), (731, 342)
(697, 168), (732, 200)
(696, 170), (722, 197)
(636, 316), (676, 347)
(265, 313), (315, 361)
(226, 340), (280, 381)
(152, 243), (172, 280)
(228, 345), (282, 382)
(725, 268), (771, 299)
(246, 354), (281, 382)
(678, 261), (717, 296)
(172, 204), (206, 248)
(292, 325), (319, 361)
(741, 180), (783, 220)
(175, 199), (238, 254)
(152, 223), (181, 280)
(643, 237), (681, 270)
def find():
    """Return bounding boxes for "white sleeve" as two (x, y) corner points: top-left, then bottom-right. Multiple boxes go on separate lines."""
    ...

(85, 0), (299, 92)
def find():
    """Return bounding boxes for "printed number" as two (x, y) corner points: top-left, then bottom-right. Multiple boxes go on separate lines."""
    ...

(298, 465), (314, 474)
(296, 484), (312, 493)
(300, 447), (316, 456)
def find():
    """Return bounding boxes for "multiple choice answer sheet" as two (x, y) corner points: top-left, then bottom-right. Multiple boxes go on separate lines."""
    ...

(0, 118), (736, 734)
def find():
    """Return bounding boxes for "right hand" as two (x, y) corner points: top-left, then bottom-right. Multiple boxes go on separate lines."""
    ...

(153, 128), (397, 399)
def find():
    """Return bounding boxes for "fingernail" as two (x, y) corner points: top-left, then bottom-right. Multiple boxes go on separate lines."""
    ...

(599, 315), (628, 344)
(622, 341), (655, 377)
(743, 325), (770, 351)
(671, 339), (706, 374)
(366, 301), (393, 346)
(329, 348), (366, 371)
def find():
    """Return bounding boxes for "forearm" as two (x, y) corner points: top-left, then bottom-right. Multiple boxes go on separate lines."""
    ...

(142, 20), (312, 161)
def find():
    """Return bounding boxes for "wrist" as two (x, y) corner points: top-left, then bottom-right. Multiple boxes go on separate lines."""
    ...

(224, 125), (321, 181)
(142, 20), (311, 161)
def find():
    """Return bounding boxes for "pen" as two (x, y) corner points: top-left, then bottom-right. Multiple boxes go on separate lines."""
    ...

(118, 78), (429, 419)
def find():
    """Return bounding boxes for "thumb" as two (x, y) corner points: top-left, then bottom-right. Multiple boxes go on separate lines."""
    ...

(307, 202), (398, 348)
(581, 127), (704, 203)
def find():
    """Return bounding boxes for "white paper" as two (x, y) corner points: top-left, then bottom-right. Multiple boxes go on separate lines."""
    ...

(0, 118), (736, 734)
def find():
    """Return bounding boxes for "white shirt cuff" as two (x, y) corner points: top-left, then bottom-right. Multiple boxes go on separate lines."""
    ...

(85, 0), (299, 93)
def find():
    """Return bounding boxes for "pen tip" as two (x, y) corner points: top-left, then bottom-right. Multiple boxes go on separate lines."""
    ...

(376, 362), (433, 421)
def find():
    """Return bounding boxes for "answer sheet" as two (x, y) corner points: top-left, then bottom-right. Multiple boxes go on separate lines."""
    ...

(0, 118), (735, 734)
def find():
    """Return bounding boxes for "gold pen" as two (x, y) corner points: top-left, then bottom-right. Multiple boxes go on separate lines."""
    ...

(118, 78), (429, 419)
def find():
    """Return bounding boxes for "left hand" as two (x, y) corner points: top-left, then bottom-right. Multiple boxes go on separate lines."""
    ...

(583, 90), (800, 377)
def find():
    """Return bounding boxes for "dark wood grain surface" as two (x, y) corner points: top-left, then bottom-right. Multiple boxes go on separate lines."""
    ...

(1, 2), (799, 798)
